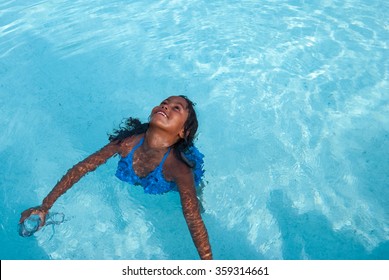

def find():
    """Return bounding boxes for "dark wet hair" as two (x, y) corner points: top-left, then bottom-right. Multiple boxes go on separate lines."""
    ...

(108, 95), (199, 166)
(108, 118), (148, 142)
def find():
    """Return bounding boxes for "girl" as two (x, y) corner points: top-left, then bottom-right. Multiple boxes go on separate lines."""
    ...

(19, 95), (213, 260)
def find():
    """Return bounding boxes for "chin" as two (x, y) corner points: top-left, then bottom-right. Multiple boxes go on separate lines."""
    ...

(149, 117), (168, 128)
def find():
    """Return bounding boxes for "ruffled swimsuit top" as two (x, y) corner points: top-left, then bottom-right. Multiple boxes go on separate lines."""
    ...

(116, 137), (204, 194)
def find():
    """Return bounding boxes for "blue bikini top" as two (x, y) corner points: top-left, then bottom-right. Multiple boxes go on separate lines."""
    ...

(115, 137), (205, 194)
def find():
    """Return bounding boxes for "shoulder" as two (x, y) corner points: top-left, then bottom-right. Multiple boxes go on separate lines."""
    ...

(116, 133), (144, 157)
(165, 151), (194, 189)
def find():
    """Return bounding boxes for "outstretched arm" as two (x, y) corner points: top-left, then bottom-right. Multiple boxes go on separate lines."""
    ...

(20, 141), (120, 227)
(41, 141), (119, 211)
(176, 171), (213, 260)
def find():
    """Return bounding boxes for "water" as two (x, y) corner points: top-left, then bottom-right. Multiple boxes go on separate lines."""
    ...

(18, 214), (41, 237)
(1, 0), (388, 260)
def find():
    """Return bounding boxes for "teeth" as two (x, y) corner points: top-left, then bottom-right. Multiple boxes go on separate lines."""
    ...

(157, 111), (167, 118)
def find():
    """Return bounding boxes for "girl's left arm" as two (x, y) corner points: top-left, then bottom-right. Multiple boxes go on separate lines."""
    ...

(176, 171), (213, 260)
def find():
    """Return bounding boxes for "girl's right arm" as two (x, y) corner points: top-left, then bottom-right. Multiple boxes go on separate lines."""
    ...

(19, 141), (121, 227)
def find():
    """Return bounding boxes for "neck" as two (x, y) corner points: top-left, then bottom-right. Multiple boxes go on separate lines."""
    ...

(143, 126), (178, 151)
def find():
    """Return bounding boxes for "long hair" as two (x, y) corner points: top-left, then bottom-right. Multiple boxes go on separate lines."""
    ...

(108, 95), (199, 166)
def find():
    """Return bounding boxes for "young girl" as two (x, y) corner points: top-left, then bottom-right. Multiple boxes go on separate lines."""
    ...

(19, 95), (213, 260)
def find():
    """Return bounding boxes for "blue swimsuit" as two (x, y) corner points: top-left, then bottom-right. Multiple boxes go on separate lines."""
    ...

(116, 137), (205, 194)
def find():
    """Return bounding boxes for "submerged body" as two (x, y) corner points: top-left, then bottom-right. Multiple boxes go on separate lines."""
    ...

(19, 96), (213, 260)
(116, 136), (205, 194)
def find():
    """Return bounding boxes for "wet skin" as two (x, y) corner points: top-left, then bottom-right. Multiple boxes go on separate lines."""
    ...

(19, 96), (212, 260)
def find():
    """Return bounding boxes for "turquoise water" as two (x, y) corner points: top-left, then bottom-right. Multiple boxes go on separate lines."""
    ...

(1, 0), (388, 259)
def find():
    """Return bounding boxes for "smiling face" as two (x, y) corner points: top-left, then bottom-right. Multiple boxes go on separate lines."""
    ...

(150, 96), (190, 140)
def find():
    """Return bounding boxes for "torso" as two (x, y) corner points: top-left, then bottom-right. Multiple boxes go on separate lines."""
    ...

(117, 134), (188, 184)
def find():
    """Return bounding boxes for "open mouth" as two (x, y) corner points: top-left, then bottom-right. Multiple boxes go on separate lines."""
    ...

(156, 111), (168, 118)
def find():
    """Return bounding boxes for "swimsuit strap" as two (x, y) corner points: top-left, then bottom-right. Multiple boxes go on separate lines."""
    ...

(131, 137), (144, 154)
(116, 141), (205, 194)
(158, 146), (171, 168)
(132, 137), (171, 171)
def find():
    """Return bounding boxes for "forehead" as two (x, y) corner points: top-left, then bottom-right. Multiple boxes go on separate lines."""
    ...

(164, 96), (188, 108)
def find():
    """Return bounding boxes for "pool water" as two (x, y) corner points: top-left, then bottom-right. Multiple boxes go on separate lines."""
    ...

(1, 0), (388, 260)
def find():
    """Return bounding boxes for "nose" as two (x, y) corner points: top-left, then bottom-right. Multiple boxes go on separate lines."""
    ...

(161, 104), (168, 110)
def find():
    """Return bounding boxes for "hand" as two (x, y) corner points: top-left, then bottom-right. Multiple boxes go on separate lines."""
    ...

(19, 206), (48, 229)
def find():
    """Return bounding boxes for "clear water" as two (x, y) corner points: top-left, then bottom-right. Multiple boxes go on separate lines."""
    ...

(1, 0), (388, 260)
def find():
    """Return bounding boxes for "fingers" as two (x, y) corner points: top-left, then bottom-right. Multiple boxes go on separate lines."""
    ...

(38, 213), (46, 228)
(18, 206), (49, 237)
(19, 209), (33, 224)
(19, 206), (46, 225)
